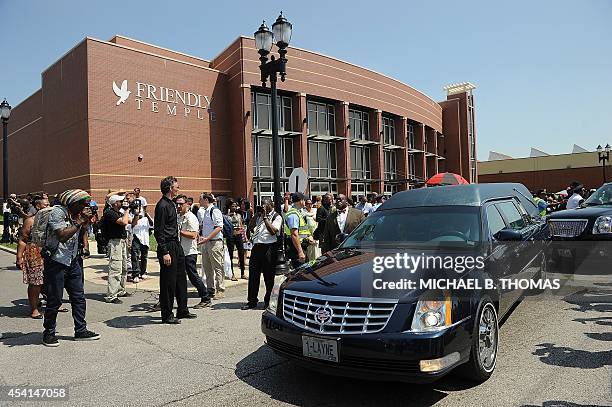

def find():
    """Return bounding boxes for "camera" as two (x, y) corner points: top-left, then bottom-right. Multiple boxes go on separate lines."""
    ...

(256, 205), (264, 214)
(129, 199), (142, 216)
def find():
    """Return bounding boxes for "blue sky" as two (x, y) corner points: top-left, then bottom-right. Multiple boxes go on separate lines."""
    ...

(1, 0), (610, 160)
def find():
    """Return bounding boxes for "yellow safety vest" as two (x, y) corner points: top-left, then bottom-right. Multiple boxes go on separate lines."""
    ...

(283, 207), (311, 241)
(533, 197), (547, 217)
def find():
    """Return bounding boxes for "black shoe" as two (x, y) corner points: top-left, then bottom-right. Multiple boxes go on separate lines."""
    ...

(162, 317), (181, 324)
(193, 300), (212, 309)
(43, 333), (59, 347)
(108, 298), (123, 304)
(241, 303), (257, 310)
(74, 330), (101, 341)
(177, 312), (197, 319)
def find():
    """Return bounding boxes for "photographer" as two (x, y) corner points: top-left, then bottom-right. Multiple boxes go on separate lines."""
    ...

(102, 195), (131, 304)
(241, 198), (282, 310)
(130, 202), (153, 283)
(42, 189), (99, 347)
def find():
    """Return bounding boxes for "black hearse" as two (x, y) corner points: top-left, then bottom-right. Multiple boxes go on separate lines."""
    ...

(262, 183), (549, 383)
(547, 182), (612, 268)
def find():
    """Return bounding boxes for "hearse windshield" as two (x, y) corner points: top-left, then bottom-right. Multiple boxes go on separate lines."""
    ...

(583, 184), (612, 206)
(340, 206), (481, 248)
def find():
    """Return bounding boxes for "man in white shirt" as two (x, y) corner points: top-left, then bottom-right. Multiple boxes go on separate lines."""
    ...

(355, 195), (373, 215)
(197, 193), (225, 299)
(129, 206), (153, 283)
(566, 185), (584, 210)
(242, 198), (283, 310)
(177, 195), (211, 309)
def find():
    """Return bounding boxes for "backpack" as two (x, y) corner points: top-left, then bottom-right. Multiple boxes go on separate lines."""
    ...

(31, 207), (55, 248)
(209, 208), (233, 238)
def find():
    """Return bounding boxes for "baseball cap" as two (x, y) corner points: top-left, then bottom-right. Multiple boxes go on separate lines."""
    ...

(108, 195), (124, 205)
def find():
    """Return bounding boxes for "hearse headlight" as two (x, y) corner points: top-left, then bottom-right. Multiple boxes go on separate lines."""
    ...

(410, 293), (452, 332)
(593, 216), (612, 234)
(267, 280), (283, 313)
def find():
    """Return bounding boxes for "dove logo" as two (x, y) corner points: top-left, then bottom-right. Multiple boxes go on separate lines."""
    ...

(112, 80), (131, 105)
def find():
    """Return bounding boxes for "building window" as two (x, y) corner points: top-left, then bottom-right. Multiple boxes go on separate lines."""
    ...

(350, 146), (371, 179)
(349, 108), (369, 140)
(308, 140), (337, 178)
(351, 182), (371, 203)
(307, 100), (335, 136)
(408, 153), (416, 178)
(251, 91), (292, 131)
(310, 182), (338, 197)
(252, 135), (294, 178)
(384, 150), (397, 181)
(384, 183), (398, 197)
(382, 116), (395, 145)
(407, 123), (415, 149)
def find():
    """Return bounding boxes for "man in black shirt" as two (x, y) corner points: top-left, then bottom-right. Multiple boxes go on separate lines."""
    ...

(154, 176), (196, 324)
(103, 195), (131, 303)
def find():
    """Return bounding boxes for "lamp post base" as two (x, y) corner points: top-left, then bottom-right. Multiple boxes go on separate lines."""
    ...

(274, 249), (291, 275)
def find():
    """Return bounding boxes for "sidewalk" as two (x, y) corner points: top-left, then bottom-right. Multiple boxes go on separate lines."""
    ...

(0, 241), (251, 294)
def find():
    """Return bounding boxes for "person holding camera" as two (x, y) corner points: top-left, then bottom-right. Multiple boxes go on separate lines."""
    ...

(102, 195), (131, 304)
(42, 189), (100, 347)
(241, 198), (282, 310)
(129, 204), (153, 283)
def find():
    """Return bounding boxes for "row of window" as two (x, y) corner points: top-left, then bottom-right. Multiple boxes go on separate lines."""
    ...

(252, 136), (405, 182)
(253, 91), (420, 146)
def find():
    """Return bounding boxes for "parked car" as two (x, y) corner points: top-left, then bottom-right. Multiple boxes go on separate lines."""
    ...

(262, 183), (549, 383)
(547, 182), (612, 271)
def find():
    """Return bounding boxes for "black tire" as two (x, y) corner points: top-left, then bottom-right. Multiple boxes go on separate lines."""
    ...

(457, 298), (499, 382)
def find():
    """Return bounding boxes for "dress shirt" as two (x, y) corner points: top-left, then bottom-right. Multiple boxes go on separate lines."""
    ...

(337, 208), (348, 233)
(251, 211), (283, 244)
(154, 195), (179, 256)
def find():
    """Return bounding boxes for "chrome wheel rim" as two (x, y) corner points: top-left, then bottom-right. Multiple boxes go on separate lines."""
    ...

(477, 304), (498, 373)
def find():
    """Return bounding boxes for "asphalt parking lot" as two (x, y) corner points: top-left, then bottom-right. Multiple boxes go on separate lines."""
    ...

(0, 250), (610, 407)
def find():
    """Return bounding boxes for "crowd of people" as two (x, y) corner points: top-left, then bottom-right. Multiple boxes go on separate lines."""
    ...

(7, 177), (390, 345)
(531, 180), (597, 217)
(8, 175), (599, 346)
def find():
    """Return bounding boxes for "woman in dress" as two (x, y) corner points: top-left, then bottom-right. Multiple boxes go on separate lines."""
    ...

(303, 198), (320, 260)
(16, 198), (48, 318)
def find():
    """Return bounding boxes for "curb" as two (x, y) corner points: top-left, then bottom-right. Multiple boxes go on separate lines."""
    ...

(0, 245), (17, 255)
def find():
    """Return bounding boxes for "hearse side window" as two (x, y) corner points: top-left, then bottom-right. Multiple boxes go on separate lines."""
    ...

(514, 199), (533, 224)
(496, 201), (527, 230)
(486, 205), (506, 237)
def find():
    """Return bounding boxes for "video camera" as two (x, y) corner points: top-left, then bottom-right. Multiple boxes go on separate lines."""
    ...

(128, 198), (142, 216)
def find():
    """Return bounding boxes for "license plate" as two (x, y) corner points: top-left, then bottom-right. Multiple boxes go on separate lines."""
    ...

(302, 335), (339, 362)
(558, 248), (573, 258)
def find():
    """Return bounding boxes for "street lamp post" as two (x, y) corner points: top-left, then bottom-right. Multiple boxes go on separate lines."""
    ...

(596, 144), (610, 184)
(255, 12), (292, 274)
(1, 99), (12, 243)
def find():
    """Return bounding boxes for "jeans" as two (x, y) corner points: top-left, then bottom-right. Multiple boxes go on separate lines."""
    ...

(226, 234), (245, 276)
(185, 254), (209, 301)
(43, 258), (87, 336)
(158, 240), (188, 321)
(130, 236), (149, 278)
(247, 243), (277, 306)
(106, 238), (128, 301)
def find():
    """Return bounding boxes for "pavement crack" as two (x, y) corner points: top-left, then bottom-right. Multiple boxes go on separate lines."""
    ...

(159, 360), (289, 406)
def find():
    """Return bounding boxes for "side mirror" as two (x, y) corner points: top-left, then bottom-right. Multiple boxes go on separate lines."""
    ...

(494, 228), (523, 241)
(335, 233), (348, 245)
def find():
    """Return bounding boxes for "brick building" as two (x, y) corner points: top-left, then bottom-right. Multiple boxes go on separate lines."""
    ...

(4, 35), (477, 204)
(478, 151), (606, 192)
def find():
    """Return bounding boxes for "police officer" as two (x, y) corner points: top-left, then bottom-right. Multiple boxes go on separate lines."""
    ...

(283, 193), (311, 268)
